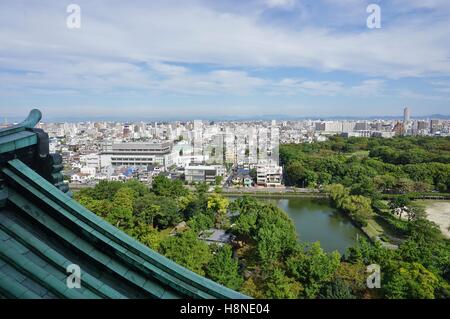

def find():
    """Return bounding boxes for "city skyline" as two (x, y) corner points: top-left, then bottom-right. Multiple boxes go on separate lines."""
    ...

(3, 109), (450, 124)
(1, 1), (450, 118)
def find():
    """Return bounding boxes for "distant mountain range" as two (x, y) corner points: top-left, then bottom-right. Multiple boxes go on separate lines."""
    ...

(5, 113), (450, 123)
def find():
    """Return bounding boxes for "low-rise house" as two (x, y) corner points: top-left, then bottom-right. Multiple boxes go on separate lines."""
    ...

(80, 166), (96, 175)
(243, 175), (253, 187)
(184, 164), (225, 184)
(198, 229), (235, 246)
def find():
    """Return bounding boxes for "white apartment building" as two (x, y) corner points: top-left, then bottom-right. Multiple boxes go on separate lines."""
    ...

(174, 155), (209, 168)
(342, 131), (372, 138)
(256, 164), (283, 187)
(342, 121), (356, 132)
(315, 121), (343, 132)
(80, 153), (101, 170)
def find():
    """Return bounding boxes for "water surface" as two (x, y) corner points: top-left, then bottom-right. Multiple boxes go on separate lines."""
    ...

(231, 196), (363, 254)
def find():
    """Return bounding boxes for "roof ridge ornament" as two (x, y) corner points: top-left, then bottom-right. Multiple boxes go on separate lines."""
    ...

(18, 109), (42, 129)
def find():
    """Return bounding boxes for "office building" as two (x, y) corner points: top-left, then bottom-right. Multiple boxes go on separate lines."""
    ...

(184, 164), (226, 183)
(100, 141), (173, 169)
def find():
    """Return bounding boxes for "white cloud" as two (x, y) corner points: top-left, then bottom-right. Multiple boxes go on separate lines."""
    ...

(273, 79), (344, 96)
(395, 89), (450, 101)
(151, 62), (188, 77)
(271, 78), (385, 97)
(392, 0), (450, 10)
(265, 0), (297, 9)
(154, 69), (268, 95)
(0, 0), (449, 99)
(348, 80), (385, 97)
(429, 81), (450, 94)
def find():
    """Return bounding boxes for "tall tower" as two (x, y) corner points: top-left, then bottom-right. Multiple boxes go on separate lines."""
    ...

(403, 107), (410, 122)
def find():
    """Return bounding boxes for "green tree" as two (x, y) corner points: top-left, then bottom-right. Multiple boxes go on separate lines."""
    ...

(284, 162), (317, 187)
(231, 197), (297, 266)
(133, 193), (160, 226)
(153, 197), (183, 229)
(384, 262), (439, 299)
(333, 262), (368, 297)
(195, 182), (209, 195)
(188, 212), (214, 233)
(393, 178), (415, 194)
(207, 193), (230, 229)
(326, 184), (349, 208)
(319, 279), (355, 299)
(327, 184), (373, 226)
(124, 179), (150, 197)
(286, 242), (341, 298)
(207, 245), (243, 290)
(75, 196), (112, 218)
(340, 195), (374, 226)
(373, 174), (396, 192)
(240, 278), (263, 298)
(130, 222), (165, 250)
(107, 187), (135, 229)
(389, 195), (411, 210)
(230, 196), (260, 237)
(158, 230), (212, 276)
(89, 180), (124, 200)
(264, 268), (303, 299)
(256, 206), (297, 266)
(152, 175), (188, 197)
(351, 176), (380, 199)
(215, 175), (223, 186)
(346, 238), (393, 267)
(400, 218), (450, 277)
(233, 210), (258, 238)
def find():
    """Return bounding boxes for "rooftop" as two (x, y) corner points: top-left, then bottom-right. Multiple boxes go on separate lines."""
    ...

(199, 229), (234, 244)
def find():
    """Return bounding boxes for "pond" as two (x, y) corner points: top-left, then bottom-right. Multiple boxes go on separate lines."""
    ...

(269, 198), (363, 254)
(230, 196), (363, 254)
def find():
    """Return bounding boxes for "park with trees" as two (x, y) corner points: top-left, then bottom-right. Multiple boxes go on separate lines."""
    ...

(281, 136), (450, 195)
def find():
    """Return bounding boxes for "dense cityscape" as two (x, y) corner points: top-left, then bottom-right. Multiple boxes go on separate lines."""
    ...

(3, 107), (446, 189)
(1, 105), (450, 301)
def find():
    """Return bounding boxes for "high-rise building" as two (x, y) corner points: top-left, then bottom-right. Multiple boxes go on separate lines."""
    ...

(393, 121), (405, 136)
(430, 119), (442, 134)
(403, 107), (411, 122)
(193, 120), (203, 156)
(355, 122), (368, 131)
(314, 121), (342, 132)
(417, 120), (429, 130)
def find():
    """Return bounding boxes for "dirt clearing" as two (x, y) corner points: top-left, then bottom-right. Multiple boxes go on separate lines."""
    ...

(424, 201), (450, 238)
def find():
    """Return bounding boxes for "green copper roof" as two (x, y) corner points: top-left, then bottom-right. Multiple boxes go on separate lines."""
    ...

(0, 110), (249, 299)
(0, 109), (41, 154)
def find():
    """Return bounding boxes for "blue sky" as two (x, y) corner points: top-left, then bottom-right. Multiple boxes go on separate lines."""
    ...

(1, 0), (450, 120)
